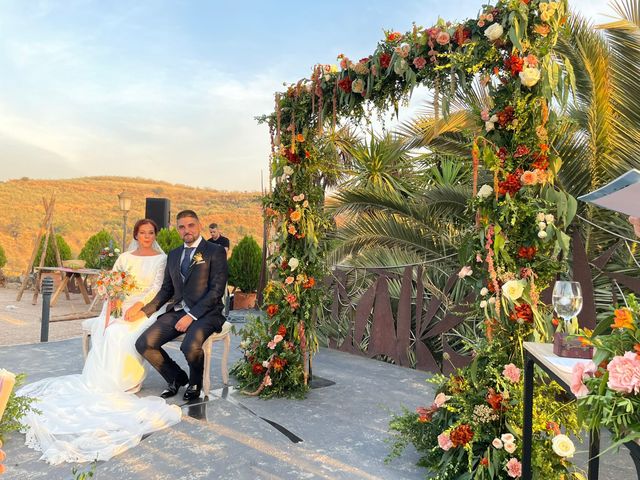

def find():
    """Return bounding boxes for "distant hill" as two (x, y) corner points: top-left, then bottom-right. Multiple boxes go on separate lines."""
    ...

(0, 176), (263, 276)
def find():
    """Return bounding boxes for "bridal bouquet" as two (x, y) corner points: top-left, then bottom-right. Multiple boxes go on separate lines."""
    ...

(95, 269), (137, 328)
(572, 294), (640, 446)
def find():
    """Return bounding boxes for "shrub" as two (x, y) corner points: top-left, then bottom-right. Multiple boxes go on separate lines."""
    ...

(228, 235), (262, 292)
(157, 228), (183, 253)
(0, 244), (6, 269)
(34, 234), (72, 267)
(79, 231), (117, 268)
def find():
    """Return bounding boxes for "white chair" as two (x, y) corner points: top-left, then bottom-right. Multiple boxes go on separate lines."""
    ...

(81, 320), (232, 394)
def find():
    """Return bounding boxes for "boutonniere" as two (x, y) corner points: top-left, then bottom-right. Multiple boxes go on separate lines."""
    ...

(191, 252), (205, 266)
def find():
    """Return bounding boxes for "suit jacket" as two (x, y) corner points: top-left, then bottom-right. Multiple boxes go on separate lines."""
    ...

(142, 238), (228, 331)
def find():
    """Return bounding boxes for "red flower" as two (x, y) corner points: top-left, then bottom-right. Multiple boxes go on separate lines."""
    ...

(498, 170), (523, 196)
(284, 149), (301, 164)
(497, 146), (509, 163)
(480, 457), (489, 467)
(252, 363), (265, 375)
(486, 388), (505, 411)
(386, 31), (403, 42)
(303, 277), (316, 289)
(518, 246), (537, 260)
(272, 356), (287, 372)
(453, 25), (471, 46)
(416, 405), (438, 423)
(552, 317), (559, 327)
(277, 324), (287, 337)
(266, 304), (279, 317)
(513, 144), (531, 158)
(510, 303), (534, 323)
(450, 424), (474, 446)
(379, 53), (392, 69)
(531, 152), (549, 170)
(497, 106), (515, 127)
(338, 77), (352, 93)
(285, 293), (299, 310)
(305, 150), (311, 158)
(504, 54), (524, 76)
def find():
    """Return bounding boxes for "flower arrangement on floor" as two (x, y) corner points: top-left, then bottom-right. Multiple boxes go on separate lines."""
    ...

(572, 295), (640, 447)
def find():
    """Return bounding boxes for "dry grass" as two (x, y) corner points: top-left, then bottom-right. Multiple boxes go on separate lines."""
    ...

(0, 176), (263, 276)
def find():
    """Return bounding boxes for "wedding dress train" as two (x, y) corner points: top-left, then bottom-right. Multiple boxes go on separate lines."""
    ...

(18, 251), (182, 465)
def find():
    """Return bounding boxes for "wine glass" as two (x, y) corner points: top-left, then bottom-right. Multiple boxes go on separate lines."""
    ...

(552, 281), (583, 330)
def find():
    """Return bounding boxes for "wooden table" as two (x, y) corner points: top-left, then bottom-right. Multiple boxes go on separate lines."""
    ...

(35, 267), (100, 306)
(522, 342), (640, 480)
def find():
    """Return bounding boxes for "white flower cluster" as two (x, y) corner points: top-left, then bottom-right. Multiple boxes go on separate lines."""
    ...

(535, 212), (554, 239)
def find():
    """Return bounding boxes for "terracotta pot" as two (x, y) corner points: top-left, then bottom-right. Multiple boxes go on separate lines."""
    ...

(233, 291), (257, 310)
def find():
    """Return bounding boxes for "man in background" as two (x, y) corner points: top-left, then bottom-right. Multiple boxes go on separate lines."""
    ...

(208, 223), (230, 254)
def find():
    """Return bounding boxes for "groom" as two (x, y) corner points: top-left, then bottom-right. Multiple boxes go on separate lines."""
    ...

(132, 209), (228, 400)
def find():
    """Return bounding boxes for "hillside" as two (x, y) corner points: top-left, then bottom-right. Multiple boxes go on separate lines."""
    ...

(0, 176), (263, 276)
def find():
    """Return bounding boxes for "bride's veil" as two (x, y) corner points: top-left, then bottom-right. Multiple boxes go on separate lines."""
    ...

(126, 239), (165, 254)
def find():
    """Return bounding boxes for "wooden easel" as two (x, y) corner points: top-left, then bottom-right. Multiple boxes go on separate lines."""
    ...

(16, 196), (67, 304)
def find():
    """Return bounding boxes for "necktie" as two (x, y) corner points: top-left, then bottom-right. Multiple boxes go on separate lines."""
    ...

(181, 247), (194, 278)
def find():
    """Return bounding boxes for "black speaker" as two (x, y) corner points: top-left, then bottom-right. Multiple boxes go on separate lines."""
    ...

(145, 198), (170, 229)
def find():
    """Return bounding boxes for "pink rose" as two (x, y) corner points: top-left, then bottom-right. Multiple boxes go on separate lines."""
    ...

(607, 352), (640, 394)
(481, 109), (490, 121)
(438, 432), (453, 451)
(413, 56), (427, 70)
(458, 265), (473, 278)
(264, 374), (272, 387)
(268, 341), (277, 349)
(436, 31), (450, 45)
(506, 458), (522, 478)
(503, 363), (521, 383)
(273, 334), (284, 344)
(570, 361), (597, 397)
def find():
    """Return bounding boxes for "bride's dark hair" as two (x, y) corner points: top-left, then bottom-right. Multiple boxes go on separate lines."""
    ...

(133, 219), (159, 240)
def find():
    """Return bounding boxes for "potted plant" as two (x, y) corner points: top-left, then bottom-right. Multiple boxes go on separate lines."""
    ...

(228, 235), (261, 310)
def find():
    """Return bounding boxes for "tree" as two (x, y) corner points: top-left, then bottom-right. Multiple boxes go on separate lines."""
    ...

(34, 234), (72, 268)
(156, 228), (183, 253)
(228, 235), (262, 292)
(79, 231), (116, 268)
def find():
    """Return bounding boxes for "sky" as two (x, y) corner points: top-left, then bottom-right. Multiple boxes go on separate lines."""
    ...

(0, 0), (612, 191)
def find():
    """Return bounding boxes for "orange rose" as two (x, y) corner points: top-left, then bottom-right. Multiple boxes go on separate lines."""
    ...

(534, 24), (551, 37)
(290, 210), (302, 222)
(296, 133), (305, 143)
(520, 170), (538, 186)
(613, 308), (635, 330)
(287, 224), (297, 235)
(266, 304), (279, 317)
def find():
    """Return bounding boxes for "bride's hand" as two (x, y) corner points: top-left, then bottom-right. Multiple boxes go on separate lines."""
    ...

(124, 302), (144, 321)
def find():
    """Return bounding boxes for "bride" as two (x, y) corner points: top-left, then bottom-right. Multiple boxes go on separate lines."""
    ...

(18, 219), (181, 465)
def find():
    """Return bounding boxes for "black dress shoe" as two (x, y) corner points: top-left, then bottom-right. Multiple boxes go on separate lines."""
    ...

(160, 377), (188, 399)
(183, 384), (201, 401)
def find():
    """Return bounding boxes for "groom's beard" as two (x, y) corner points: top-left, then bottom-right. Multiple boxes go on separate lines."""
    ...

(183, 233), (197, 244)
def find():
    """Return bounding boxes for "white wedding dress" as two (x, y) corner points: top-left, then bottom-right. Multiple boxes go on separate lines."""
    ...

(18, 250), (182, 465)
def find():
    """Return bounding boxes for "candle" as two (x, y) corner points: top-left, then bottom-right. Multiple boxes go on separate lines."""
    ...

(0, 369), (16, 423)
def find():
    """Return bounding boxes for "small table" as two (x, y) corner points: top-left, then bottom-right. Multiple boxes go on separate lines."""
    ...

(35, 267), (100, 306)
(523, 342), (640, 480)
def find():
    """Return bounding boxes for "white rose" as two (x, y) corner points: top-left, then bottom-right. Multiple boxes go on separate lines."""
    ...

(114, 248), (120, 253)
(501, 433), (515, 444)
(519, 66), (541, 88)
(504, 442), (517, 454)
(502, 280), (525, 302)
(488, 297), (496, 305)
(477, 184), (494, 199)
(480, 300), (488, 308)
(484, 23), (504, 41)
(538, 221), (547, 230)
(288, 257), (300, 271)
(485, 121), (495, 132)
(480, 287), (489, 296)
(552, 434), (576, 458)
(536, 212), (546, 222)
(492, 438), (503, 449)
(262, 361), (270, 368)
(538, 230), (548, 239)
(545, 214), (555, 224)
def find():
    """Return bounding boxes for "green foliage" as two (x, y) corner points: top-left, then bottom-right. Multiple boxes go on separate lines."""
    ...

(78, 230), (116, 268)
(0, 374), (38, 442)
(228, 235), (262, 292)
(34, 234), (72, 267)
(71, 461), (97, 479)
(156, 228), (183, 253)
(0, 244), (6, 269)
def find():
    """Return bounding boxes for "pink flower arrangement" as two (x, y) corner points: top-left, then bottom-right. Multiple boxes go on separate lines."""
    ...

(570, 360), (597, 397)
(438, 432), (453, 451)
(436, 31), (451, 45)
(503, 363), (521, 383)
(607, 352), (640, 394)
(506, 458), (522, 478)
(413, 56), (427, 69)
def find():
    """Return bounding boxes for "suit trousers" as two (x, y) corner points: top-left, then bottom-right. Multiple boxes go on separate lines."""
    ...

(135, 309), (219, 386)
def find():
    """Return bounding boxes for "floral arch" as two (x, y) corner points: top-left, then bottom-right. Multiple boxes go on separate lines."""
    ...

(233, 0), (574, 406)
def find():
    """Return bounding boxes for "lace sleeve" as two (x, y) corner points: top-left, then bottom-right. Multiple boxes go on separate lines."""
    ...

(140, 255), (168, 306)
